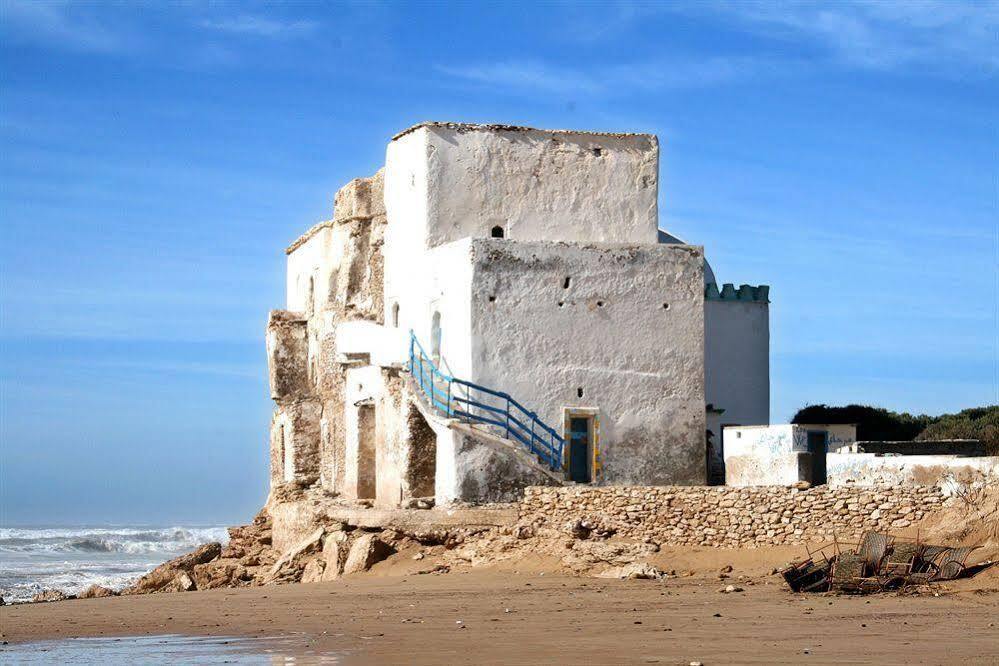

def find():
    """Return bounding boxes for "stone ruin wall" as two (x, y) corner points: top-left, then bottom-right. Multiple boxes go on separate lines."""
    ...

(268, 170), (389, 498)
(519, 485), (945, 548)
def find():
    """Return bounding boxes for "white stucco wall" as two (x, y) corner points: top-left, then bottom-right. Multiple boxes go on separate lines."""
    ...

(335, 320), (408, 367)
(286, 225), (349, 314)
(385, 124), (659, 252)
(384, 239), (475, 383)
(724, 424), (857, 486)
(465, 238), (706, 485)
(827, 453), (999, 492)
(705, 298), (769, 438)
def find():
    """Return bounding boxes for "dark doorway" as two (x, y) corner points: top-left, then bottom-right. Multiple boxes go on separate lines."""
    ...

(405, 405), (436, 498)
(490, 225), (505, 238)
(806, 431), (827, 485)
(568, 416), (592, 483)
(357, 404), (377, 499)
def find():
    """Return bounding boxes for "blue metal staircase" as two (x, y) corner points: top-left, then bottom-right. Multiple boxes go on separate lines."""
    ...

(408, 332), (564, 472)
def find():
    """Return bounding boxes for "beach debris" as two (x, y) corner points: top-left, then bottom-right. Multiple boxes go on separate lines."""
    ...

(596, 562), (667, 580)
(779, 530), (988, 594)
(78, 585), (117, 599)
(31, 589), (72, 603)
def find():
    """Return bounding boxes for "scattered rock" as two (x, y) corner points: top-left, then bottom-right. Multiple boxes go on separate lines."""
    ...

(301, 558), (326, 583)
(343, 533), (393, 575)
(402, 497), (435, 510)
(513, 525), (535, 540)
(320, 531), (348, 582)
(175, 572), (196, 592)
(718, 585), (744, 594)
(78, 585), (117, 599)
(32, 589), (70, 603)
(264, 527), (325, 585)
(123, 542), (222, 595)
(569, 520), (593, 540)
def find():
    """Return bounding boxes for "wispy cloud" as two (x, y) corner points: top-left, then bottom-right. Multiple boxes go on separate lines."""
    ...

(437, 57), (792, 96)
(685, 0), (999, 73)
(198, 15), (319, 39)
(0, 0), (133, 53)
(436, 61), (603, 96)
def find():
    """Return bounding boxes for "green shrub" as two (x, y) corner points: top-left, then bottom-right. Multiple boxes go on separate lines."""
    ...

(792, 404), (999, 456)
(791, 404), (933, 441)
(916, 406), (999, 455)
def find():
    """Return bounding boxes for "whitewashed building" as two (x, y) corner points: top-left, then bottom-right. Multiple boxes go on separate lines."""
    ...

(266, 123), (770, 507)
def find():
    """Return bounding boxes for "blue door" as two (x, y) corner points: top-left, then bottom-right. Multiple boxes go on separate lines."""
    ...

(569, 417), (591, 483)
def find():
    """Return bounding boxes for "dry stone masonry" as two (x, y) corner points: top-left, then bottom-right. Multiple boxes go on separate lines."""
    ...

(519, 485), (945, 548)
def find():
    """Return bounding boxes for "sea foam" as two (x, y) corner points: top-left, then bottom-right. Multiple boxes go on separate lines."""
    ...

(0, 525), (229, 603)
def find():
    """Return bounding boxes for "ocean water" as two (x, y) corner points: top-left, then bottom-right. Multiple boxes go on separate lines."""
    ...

(0, 635), (346, 664)
(0, 525), (229, 603)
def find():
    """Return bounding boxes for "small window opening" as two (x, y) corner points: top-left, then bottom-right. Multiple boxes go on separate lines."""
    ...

(597, 301), (605, 307)
(490, 225), (505, 238)
(592, 147), (602, 157)
(563, 276), (571, 289)
(488, 295), (496, 302)
(577, 387), (584, 398)
(662, 302), (670, 310)
(391, 302), (400, 328)
(558, 301), (564, 307)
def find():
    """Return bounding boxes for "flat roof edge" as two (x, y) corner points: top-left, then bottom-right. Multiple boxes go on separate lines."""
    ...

(392, 121), (655, 142)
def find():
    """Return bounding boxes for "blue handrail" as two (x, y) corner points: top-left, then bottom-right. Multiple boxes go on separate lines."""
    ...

(408, 331), (564, 472)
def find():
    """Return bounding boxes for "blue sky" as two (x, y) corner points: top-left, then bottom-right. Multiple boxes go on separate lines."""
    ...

(1, 1), (996, 525)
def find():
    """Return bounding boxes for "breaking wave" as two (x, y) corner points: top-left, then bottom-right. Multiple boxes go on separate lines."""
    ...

(0, 526), (228, 555)
(0, 526), (229, 603)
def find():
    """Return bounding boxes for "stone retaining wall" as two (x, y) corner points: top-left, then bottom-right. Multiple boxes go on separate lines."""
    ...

(519, 485), (946, 548)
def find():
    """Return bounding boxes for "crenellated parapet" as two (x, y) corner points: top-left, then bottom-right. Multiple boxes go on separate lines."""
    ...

(705, 282), (769, 303)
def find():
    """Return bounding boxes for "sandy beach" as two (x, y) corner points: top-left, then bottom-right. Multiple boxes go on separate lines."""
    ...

(4, 547), (997, 665)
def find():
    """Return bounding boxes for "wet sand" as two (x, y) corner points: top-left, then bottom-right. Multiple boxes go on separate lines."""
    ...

(3, 567), (997, 664)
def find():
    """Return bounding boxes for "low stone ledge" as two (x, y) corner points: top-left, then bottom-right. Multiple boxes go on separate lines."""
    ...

(518, 485), (945, 548)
